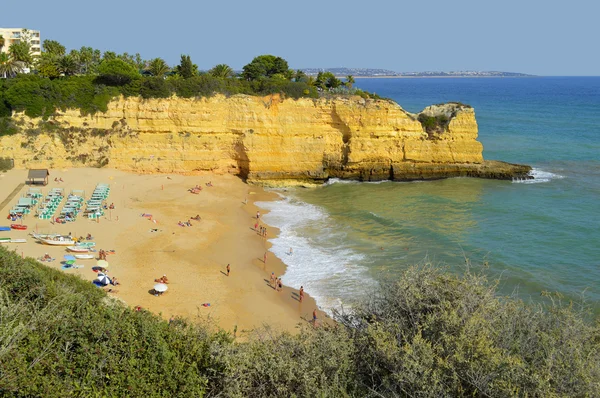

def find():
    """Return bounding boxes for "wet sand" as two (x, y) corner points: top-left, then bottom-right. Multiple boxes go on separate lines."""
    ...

(0, 168), (324, 336)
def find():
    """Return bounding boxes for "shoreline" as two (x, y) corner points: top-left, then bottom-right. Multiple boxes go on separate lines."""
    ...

(0, 168), (326, 336)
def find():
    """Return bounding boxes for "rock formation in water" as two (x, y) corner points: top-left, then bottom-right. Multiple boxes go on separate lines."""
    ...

(0, 94), (530, 185)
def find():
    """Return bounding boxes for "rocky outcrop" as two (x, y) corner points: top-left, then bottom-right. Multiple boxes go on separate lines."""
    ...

(0, 95), (530, 185)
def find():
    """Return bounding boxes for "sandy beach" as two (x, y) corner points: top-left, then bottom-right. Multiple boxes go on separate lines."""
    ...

(0, 168), (323, 335)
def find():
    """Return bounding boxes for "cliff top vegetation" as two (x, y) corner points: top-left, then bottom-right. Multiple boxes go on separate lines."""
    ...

(0, 34), (385, 124)
(1, 246), (598, 397)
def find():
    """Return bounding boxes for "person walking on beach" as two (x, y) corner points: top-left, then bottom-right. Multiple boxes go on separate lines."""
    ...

(299, 286), (304, 302)
(226, 264), (230, 276)
(312, 309), (318, 326)
(277, 278), (283, 292)
(270, 272), (276, 287)
(256, 211), (260, 220)
(254, 221), (258, 231)
(264, 251), (267, 264)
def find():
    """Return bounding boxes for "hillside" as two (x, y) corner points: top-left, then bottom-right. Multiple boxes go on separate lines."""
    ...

(0, 246), (598, 396)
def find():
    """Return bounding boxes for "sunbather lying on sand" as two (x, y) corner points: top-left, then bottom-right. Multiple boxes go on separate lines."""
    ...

(154, 275), (169, 284)
(191, 215), (201, 221)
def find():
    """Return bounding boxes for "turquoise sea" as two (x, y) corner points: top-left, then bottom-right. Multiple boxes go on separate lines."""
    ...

(257, 77), (600, 313)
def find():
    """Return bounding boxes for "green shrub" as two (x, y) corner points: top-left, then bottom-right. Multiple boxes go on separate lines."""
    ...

(96, 58), (141, 86)
(140, 77), (171, 99)
(335, 265), (600, 397)
(418, 113), (450, 137)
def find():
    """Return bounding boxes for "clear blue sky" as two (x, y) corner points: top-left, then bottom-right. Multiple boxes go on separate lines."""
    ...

(1, 0), (598, 75)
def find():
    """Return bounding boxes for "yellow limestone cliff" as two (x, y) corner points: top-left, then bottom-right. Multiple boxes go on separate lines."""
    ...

(0, 94), (529, 185)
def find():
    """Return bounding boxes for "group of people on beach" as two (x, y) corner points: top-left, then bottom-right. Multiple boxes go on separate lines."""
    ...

(178, 220), (193, 227)
(188, 181), (214, 194)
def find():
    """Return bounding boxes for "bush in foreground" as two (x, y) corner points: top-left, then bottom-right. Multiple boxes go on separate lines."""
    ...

(0, 246), (598, 397)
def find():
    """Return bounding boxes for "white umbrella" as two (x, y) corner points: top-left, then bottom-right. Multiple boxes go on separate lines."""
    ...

(153, 283), (168, 293)
(96, 274), (111, 286)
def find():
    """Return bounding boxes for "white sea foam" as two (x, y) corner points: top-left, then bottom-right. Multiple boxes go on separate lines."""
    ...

(256, 197), (377, 313)
(324, 178), (390, 186)
(323, 178), (360, 186)
(512, 168), (565, 184)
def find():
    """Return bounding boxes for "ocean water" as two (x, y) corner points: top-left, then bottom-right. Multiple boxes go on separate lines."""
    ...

(257, 77), (600, 313)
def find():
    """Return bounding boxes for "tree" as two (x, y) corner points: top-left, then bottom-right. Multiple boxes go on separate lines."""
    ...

(0, 53), (25, 78)
(97, 58), (141, 86)
(294, 70), (307, 82)
(58, 55), (78, 76)
(176, 55), (197, 79)
(102, 51), (117, 61)
(146, 58), (170, 78)
(209, 64), (233, 79)
(36, 52), (61, 79)
(42, 40), (66, 57)
(242, 55), (289, 80)
(8, 41), (33, 67)
(315, 71), (342, 90)
(345, 75), (355, 88)
(0, 35), (5, 53)
(70, 47), (102, 75)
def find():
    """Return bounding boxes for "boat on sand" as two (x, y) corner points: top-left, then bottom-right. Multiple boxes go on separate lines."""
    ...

(39, 237), (75, 246)
(10, 224), (27, 230)
(74, 254), (95, 259)
(67, 246), (89, 253)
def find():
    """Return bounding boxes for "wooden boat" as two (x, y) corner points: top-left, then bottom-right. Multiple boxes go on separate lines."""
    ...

(10, 224), (27, 230)
(0, 226), (11, 231)
(67, 246), (89, 253)
(0, 237), (11, 242)
(39, 237), (75, 246)
(74, 254), (95, 260)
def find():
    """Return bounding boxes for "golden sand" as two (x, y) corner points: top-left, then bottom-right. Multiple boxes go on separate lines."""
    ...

(0, 168), (322, 336)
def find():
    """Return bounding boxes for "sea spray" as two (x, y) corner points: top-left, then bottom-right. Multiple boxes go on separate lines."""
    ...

(256, 196), (377, 313)
(512, 168), (565, 184)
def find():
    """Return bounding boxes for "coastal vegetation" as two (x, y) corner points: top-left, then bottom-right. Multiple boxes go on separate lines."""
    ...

(1, 246), (598, 396)
(0, 34), (380, 133)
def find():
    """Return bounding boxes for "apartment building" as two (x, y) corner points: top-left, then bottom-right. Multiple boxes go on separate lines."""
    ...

(0, 28), (41, 56)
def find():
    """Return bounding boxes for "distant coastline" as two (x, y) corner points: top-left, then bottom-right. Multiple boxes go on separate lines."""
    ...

(299, 68), (534, 78)
(351, 75), (536, 79)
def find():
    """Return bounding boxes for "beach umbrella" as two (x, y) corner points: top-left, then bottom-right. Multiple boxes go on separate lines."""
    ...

(153, 283), (168, 293)
(96, 274), (111, 286)
(96, 260), (109, 268)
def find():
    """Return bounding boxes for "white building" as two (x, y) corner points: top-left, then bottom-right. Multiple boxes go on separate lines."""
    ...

(0, 28), (41, 56)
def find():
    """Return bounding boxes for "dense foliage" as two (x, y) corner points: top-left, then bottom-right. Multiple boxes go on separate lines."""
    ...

(1, 246), (598, 397)
(0, 36), (379, 126)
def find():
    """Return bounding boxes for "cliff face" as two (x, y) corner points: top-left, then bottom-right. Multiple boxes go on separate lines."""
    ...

(0, 95), (529, 185)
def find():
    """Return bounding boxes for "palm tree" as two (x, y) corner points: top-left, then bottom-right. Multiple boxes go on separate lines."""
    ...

(0, 53), (25, 78)
(146, 58), (170, 78)
(345, 75), (355, 89)
(59, 54), (78, 76)
(209, 64), (233, 79)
